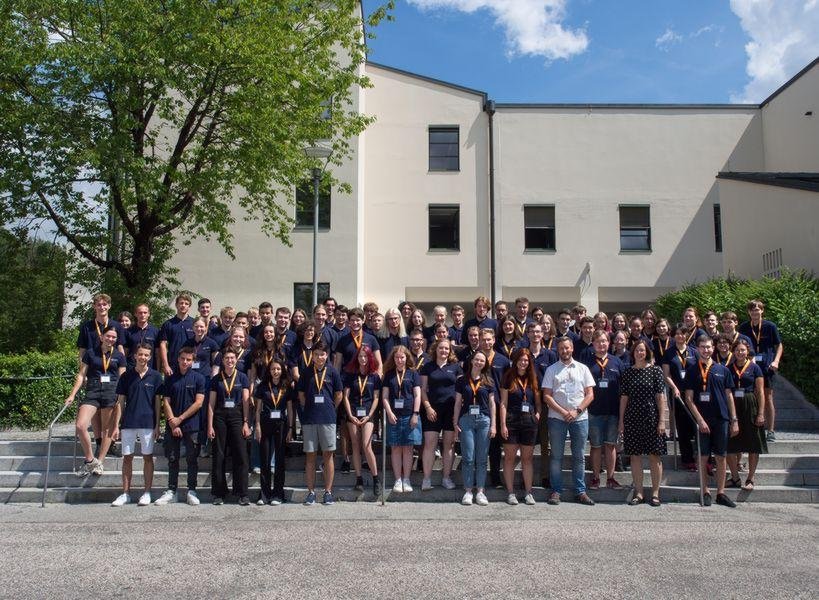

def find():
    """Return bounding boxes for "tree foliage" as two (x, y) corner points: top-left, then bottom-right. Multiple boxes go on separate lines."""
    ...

(0, 0), (390, 307)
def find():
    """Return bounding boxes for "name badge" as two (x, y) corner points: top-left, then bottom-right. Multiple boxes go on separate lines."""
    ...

(734, 389), (745, 398)
(700, 393), (711, 403)
(192, 361), (201, 369)
(469, 405), (480, 416)
(394, 398), (405, 409)
(356, 408), (367, 418)
(754, 355), (763, 363)
(270, 410), (282, 419)
(255, 378), (261, 385)
(100, 375), (111, 383)
(680, 370), (686, 379)
(224, 400), (235, 408)
(521, 403), (531, 413)
(598, 379), (608, 389)
(314, 395), (325, 404)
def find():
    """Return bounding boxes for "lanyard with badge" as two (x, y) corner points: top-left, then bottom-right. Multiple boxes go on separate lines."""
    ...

(394, 370), (406, 409)
(222, 370), (238, 408)
(656, 336), (670, 355)
(94, 318), (109, 346)
(302, 348), (313, 368)
(751, 322), (765, 363)
(516, 377), (532, 413)
(313, 367), (327, 405)
(595, 356), (609, 389)
(268, 382), (285, 419)
(677, 349), (688, 379)
(356, 375), (369, 418)
(733, 360), (752, 399)
(698, 361), (712, 403)
(100, 349), (113, 383)
(468, 378), (482, 415)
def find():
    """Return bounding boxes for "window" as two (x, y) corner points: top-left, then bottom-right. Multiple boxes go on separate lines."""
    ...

(523, 205), (556, 251)
(295, 176), (331, 229)
(293, 283), (330, 311)
(619, 205), (651, 252)
(762, 248), (783, 279)
(429, 127), (459, 171)
(428, 205), (459, 251)
(713, 204), (723, 252)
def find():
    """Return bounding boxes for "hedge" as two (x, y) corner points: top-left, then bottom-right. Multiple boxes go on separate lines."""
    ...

(652, 270), (819, 405)
(0, 350), (78, 429)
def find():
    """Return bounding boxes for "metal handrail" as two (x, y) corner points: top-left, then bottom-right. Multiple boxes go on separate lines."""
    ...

(672, 393), (705, 507)
(41, 402), (72, 508)
(380, 408), (386, 506)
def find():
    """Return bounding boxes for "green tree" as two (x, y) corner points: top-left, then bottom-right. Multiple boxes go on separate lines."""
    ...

(0, 0), (391, 308)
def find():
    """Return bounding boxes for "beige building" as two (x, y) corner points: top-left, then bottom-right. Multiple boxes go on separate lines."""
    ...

(172, 50), (819, 316)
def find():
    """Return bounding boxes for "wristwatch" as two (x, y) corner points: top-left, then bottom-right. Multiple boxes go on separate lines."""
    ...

(576, 407), (584, 415)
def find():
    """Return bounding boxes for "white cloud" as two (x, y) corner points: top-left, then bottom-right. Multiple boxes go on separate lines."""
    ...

(406, 0), (588, 61)
(729, 0), (819, 103)
(655, 27), (683, 51)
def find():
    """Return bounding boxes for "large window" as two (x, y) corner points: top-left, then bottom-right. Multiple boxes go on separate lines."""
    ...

(523, 205), (556, 251)
(428, 126), (459, 171)
(428, 205), (460, 251)
(619, 205), (651, 252)
(713, 204), (723, 253)
(295, 177), (331, 229)
(293, 282), (330, 311)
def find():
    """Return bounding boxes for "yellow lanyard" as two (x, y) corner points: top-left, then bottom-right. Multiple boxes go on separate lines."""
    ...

(396, 369), (406, 391)
(414, 355), (425, 370)
(516, 377), (528, 393)
(302, 349), (313, 367)
(698, 361), (712, 392)
(222, 370), (237, 396)
(101, 348), (112, 373)
(268, 382), (284, 408)
(352, 331), (363, 350)
(468, 378), (481, 404)
(357, 375), (368, 405)
(313, 367), (327, 393)
(595, 356), (608, 377)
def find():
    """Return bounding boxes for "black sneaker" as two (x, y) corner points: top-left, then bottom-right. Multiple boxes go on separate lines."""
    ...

(703, 492), (712, 507)
(372, 476), (381, 497)
(354, 476), (364, 491)
(340, 460), (351, 474)
(238, 496), (250, 506)
(107, 444), (121, 458)
(212, 497), (224, 506)
(716, 493), (737, 508)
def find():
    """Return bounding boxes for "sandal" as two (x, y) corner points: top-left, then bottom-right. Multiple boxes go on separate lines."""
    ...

(628, 495), (644, 506)
(649, 496), (661, 507)
(725, 477), (742, 488)
(743, 479), (755, 491)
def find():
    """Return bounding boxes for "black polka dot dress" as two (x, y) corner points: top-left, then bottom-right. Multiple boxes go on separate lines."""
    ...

(621, 365), (667, 456)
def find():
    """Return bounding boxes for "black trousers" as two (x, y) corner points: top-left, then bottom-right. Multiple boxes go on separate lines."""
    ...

(212, 410), (248, 498)
(165, 431), (200, 491)
(259, 419), (288, 500)
(489, 435), (502, 484)
(674, 400), (696, 464)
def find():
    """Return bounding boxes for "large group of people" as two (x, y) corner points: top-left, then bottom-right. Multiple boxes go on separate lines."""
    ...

(65, 293), (783, 508)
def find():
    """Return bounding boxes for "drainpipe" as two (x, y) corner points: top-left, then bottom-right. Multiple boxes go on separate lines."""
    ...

(484, 99), (497, 307)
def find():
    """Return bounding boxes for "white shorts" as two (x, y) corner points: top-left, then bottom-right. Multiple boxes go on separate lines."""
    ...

(120, 428), (156, 456)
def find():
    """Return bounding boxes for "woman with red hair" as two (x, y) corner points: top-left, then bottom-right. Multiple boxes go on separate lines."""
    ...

(342, 345), (382, 496)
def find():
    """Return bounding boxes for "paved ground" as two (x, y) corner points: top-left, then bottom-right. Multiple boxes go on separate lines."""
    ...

(0, 502), (816, 599)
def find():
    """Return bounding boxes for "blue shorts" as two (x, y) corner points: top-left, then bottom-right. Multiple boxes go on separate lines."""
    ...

(698, 419), (729, 457)
(387, 415), (422, 447)
(588, 414), (619, 448)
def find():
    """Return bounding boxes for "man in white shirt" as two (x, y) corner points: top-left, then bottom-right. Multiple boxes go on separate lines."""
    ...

(541, 337), (596, 506)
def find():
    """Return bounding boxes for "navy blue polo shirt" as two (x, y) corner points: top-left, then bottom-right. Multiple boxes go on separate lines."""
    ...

(652, 336), (673, 366)
(573, 339), (595, 361)
(158, 315), (194, 370)
(448, 325), (464, 345)
(298, 364), (343, 425)
(379, 334), (408, 359)
(116, 367), (163, 429)
(317, 326), (338, 353)
(410, 352), (430, 372)
(420, 360), (463, 405)
(82, 347), (127, 382)
(456, 345), (479, 368)
(254, 380), (290, 422)
(209, 370), (250, 412)
(486, 351), (511, 397)
(382, 369), (420, 417)
(336, 330), (379, 369)
(464, 316), (498, 333)
(512, 316), (533, 338)
(163, 369), (206, 432)
(343, 372), (381, 414)
(582, 353), (625, 416)
(77, 318), (126, 351)
(125, 323), (159, 365)
(191, 336), (220, 378)
(456, 376), (495, 418)
(684, 327), (708, 348)
(530, 346), (558, 380)
(738, 320), (782, 369)
(288, 342), (315, 373)
(495, 337), (523, 359)
(214, 347), (251, 375)
(503, 381), (536, 415)
(626, 333), (652, 351)
(555, 329), (580, 343)
(422, 325), (438, 345)
(209, 325), (232, 349)
(683, 361), (735, 422)
(731, 360), (764, 394)
(663, 346), (697, 390)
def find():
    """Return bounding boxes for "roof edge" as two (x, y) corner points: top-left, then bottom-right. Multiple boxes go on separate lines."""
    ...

(494, 103), (757, 110)
(366, 61), (488, 100)
(717, 171), (819, 194)
(759, 56), (819, 108)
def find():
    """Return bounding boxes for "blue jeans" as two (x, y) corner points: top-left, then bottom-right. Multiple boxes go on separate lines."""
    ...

(548, 417), (589, 495)
(459, 413), (491, 490)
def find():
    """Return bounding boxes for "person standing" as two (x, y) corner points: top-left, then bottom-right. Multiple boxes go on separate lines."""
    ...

(541, 337), (596, 506)
(158, 294), (195, 377)
(342, 346), (382, 496)
(382, 346), (422, 494)
(255, 358), (294, 505)
(125, 304), (159, 368)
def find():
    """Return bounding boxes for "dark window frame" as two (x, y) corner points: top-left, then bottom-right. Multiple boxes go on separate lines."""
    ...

(294, 176), (331, 230)
(428, 204), (460, 252)
(713, 204), (723, 253)
(619, 205), (652, 253)
(523, 205), (556, 251)
(293, 282), (331, 312)
(428, 126), (460, 172)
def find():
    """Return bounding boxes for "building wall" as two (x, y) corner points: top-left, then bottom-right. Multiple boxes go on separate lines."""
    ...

(720, 179), (819, 278)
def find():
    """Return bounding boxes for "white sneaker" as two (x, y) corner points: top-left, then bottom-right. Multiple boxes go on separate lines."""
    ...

(442, 477), (456, 490)
(507, 493), (519, 505)
(111, 493), (130, 507)
(186, 490), (200, 506)
(402, 478), (413, 493)
(421, 478), (433, 491)
(90, 458), (104, 476)
(252, 467), (261, 475)
(154, 490), (176, 505)
(461, 491), (473, 505)
(524, 493), (536, 505)
(137, 492), (152, 506)
(475, 491), (489, 506)
(392, 479), (404, 493)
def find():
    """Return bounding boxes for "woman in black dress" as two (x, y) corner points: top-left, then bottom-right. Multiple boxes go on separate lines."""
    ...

(619, 340), (667, 506)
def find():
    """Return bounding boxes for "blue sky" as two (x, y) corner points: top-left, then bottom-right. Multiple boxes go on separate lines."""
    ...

(365, 0), (819, 104)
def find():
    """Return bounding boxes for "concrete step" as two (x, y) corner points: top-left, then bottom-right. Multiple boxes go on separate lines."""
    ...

(775, 420), (819, 433)
(6, 483), (818, 505)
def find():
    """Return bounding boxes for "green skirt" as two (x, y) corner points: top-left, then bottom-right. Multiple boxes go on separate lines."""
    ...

(727, 391), (768, 454)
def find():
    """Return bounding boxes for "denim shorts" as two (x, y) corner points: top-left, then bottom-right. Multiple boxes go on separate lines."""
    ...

(588, 414), (619, 448)
(698, 419), (729, 457)
(387, 415), (422, 447)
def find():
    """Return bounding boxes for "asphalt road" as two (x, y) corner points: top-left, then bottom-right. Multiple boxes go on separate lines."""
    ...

(0, 502), (817, 599)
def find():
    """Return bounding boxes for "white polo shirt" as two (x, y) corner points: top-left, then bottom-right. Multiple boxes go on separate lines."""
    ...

(541, 359), (596, 421)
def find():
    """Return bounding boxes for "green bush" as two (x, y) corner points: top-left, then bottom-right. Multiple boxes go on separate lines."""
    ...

(0, 350), (78, 429)
(653, 270), (819, 405)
